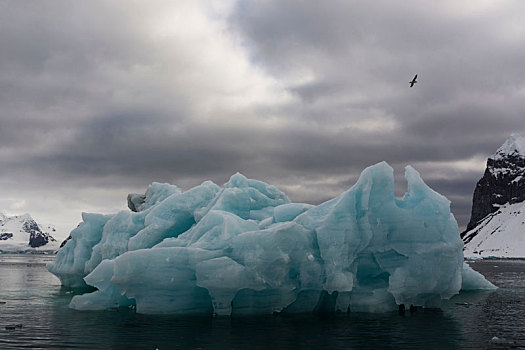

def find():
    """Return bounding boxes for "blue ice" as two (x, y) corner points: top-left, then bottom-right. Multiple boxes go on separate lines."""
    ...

(47, 162), (496, 315)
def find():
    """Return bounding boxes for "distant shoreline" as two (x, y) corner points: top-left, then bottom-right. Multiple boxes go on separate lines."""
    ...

(465, 256), (525, 261)
(0, 249), (56, 255)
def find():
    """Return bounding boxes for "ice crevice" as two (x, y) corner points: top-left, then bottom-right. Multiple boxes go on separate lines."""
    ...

(47, 162), (496, 316)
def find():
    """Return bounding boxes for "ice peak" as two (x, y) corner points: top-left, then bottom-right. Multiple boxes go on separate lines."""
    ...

(19, 213), (33, 221)
(224, 172), (248, 188)
(492, 133), (525, 160)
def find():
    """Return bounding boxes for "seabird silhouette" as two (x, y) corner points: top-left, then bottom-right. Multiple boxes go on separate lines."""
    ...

(409, 74), (418, 87)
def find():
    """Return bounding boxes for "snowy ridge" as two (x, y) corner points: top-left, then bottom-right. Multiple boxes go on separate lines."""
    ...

(0, 212), (59, 253)
(463, 202), (525, 258)
(490, 133), (525, 160)
(488, 134), (525, 178)
(489, 163), (525, 178)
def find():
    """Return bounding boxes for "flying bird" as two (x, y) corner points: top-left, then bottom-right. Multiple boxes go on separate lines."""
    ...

(409, 74), (418, 87)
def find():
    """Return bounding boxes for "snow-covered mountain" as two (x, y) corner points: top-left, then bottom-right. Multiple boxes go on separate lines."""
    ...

(0, 212), (59, 253)
(462, 134), (525, 258)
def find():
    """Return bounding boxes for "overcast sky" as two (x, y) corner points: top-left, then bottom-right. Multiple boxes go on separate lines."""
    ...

(1, 0), (525, 239)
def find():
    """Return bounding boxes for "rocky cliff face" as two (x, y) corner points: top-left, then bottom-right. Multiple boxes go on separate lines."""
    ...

(465, 159), (525, 233)
(23, 218), (53, 248)
(463, 134), (525, 234)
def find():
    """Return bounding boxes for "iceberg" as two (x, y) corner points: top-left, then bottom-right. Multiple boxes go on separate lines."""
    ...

(47, 162), (496, 315)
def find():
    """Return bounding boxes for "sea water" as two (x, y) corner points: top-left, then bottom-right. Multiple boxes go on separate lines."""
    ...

(0, 254), (524, 349)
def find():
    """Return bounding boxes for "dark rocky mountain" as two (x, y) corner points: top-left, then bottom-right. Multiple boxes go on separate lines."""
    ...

(462, 134), (525, 257)
(23, 218), (54, 248)
(463, 134), (525, 235)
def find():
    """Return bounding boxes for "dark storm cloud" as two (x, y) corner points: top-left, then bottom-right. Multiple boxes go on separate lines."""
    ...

(30, 117), (259, 182)
(1, 0), (524, 234)
(228, 0), (525, 227)
(230, 0), (525, 133)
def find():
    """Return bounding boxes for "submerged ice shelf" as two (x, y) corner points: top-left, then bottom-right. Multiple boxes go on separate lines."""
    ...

(47, 162), (495, 315)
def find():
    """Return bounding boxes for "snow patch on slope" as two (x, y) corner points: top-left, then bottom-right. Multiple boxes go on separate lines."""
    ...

(463, 202), (525, 258)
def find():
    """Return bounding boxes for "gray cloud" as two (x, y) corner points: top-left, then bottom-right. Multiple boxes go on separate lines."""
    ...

(1, 0), (524, 236)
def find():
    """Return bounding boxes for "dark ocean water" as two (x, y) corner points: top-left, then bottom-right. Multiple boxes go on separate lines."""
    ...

(0, 254), (524, 350)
